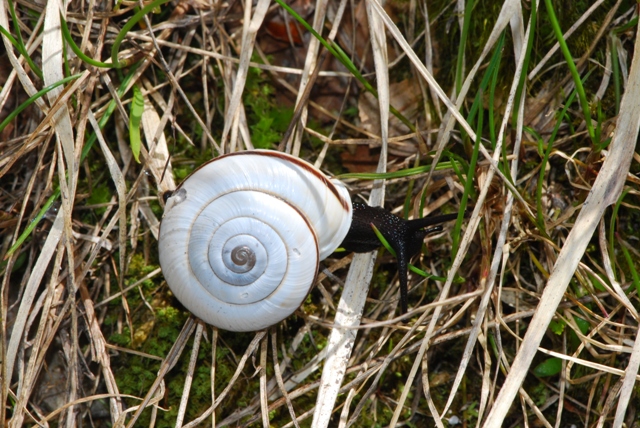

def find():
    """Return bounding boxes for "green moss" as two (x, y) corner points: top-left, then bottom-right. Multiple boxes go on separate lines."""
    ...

(85, 182), (112, 215)
(111, 308), (209, 426)
(244, 63), (294, 149)
(128, 252), (159, 278)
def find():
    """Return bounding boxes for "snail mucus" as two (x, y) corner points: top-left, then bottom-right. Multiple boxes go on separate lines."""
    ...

(158, 150), (458, 332)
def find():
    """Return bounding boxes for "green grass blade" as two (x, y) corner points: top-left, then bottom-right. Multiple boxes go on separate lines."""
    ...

(338, 160), (457, 180)
(452, 92), (482, 259)
(544, 0), (595, 143)
(6, 66), (139, 258)
(488, 41), (501, 148)
(608, 188), (629, 275)
(610, 34), (621, 114)
(6, 191), (61, 260)
(535, 89), (577, 231)
(402, 156), (420, 219)
(511, 0), (536, 128)
(60, 15), (114, 68)
(0, 73), (83, 134)
(612, 16), (638, 35)
(110, 0), (173, 67)
(0, 26), (42, 79)
(61, 0), (172, 69)
(443, 150), (469, 187)
(535, 69), (593, 233)
(455, 0), (475, 93)
(466, 32), (505, 131)
(621, 241), (640, 296)
(6, 0), (42, 78)
(129, 84), (144, 162)
(370, 224), (457, 283)
(272, 0), (415, 132)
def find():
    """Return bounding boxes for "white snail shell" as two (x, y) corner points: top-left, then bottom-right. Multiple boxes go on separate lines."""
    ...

(158, 150), (353, 332)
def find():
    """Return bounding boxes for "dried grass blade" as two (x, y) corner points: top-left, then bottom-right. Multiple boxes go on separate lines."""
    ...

(0, 1), (42, 107)
(598, 221), (638, 318)
(42, 14), (80, 419)
(3, 211), (64, 399)
(427, 0), (521, 196)
(271, 330), (301, 428)
(539, 347), (640, 380)
(528, 0), (606, 80)
(381, 0), (535, 422)
(288, 0), (328, 155)
(441, 0), (529, 418)
(368, 0), (529, 215)
(422, 356), (445, 428)
(88, 110), (127, 294)
(219, 0), (270, 151)
(614, 330), (640, 426)
(210, 328), (218, 427)
(44, 1), (75, 188)
(482, 16), (640, 428)
(124, 317), (197, 428)
(141, 96), (175, 192)
(422, 3), (441, 119)
(260, 335), (269, 427)
(182, 331), (267, 428)
(10, 240), (65, 427)
(79, 278), (124, 421)
(311, 253), (377, 427)
(312, 2), (390, 425)
(176, 321), (204, 428)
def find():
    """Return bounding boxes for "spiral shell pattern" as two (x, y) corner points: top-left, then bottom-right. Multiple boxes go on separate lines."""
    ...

(159, 150), (352, 332)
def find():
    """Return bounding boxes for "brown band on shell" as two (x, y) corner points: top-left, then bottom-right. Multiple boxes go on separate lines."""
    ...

(175, 150), (352, 214)
(250, 151), (351, 213)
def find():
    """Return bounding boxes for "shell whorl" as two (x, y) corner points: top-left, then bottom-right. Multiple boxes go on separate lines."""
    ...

(158, 150), (352, 332)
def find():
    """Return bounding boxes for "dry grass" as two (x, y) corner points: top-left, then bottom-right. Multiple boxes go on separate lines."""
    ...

(1, 0), (640, 427)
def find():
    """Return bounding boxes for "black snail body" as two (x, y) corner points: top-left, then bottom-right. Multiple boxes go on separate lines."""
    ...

(340, 203), (458, 314)
(158, 150), (458, 331)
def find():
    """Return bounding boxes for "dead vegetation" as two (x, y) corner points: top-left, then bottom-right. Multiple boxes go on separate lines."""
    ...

(1, 0), (640, 426)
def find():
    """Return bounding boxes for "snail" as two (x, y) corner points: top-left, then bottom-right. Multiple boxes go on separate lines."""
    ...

(158, 150), (458, 332)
